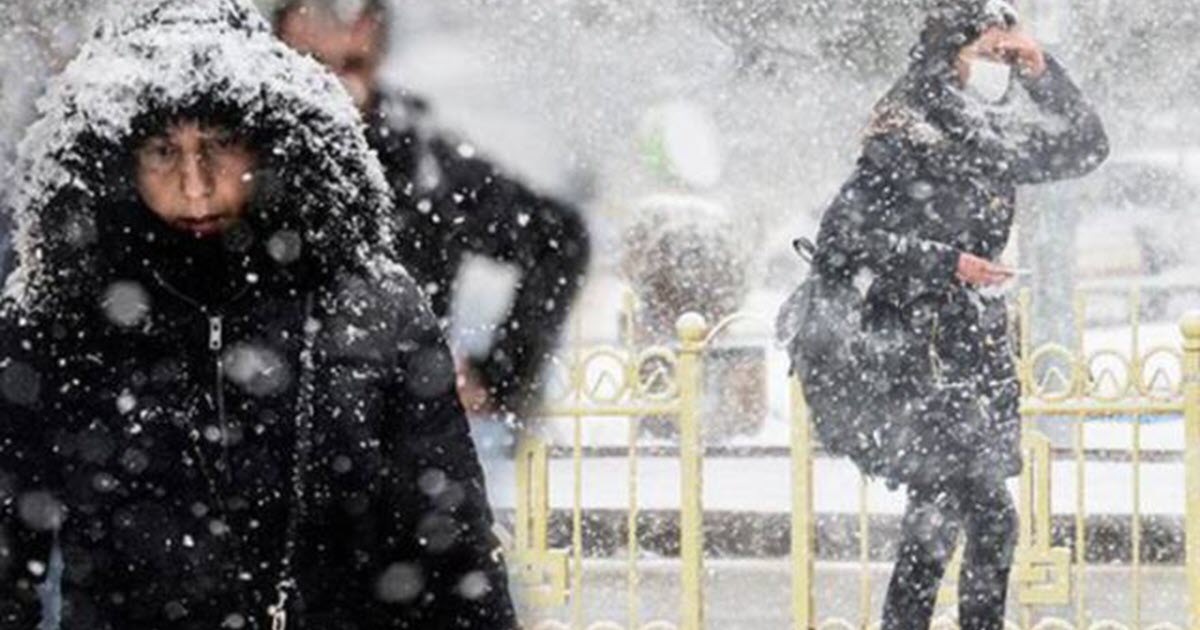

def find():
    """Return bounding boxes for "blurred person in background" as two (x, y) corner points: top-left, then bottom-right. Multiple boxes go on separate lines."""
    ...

(270, 0), (592, 465)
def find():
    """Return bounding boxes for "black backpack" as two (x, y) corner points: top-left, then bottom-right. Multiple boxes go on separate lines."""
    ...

(775, 238), (887, 477)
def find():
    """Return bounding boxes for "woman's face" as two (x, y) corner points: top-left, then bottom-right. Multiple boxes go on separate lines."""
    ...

(955, 26), (1012, 85)
(134, 121), (258, 238)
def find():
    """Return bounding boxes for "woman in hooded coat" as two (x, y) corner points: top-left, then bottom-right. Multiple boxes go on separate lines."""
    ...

(0, 1), (516, 628)
(808, 1), (1108, 627)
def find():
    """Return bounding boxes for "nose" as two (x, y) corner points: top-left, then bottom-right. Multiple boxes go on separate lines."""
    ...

(180, 153), (213, 203)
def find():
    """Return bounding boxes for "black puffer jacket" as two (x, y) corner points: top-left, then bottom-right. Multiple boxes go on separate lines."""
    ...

(364, 93), (591, 417)
(806, 0), (1109, 487)
(0, 1), (515, 628)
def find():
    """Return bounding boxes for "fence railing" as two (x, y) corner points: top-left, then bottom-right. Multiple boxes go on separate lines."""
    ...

(507, 290), (1200, 630)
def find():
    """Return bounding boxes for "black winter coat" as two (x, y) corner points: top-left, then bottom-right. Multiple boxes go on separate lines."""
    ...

(0, 1), (515, 628)
(809, 13), (1109, 487)
(1, 232), (514, 630)
(364, 94), (591, 417)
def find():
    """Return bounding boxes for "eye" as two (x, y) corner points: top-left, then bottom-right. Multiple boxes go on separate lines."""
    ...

(199, 134), (242, 163)
(203, 132), (230, 150)
(139, 141), (176, 163)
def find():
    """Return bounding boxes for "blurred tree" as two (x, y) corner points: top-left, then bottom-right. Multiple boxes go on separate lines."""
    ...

(684, 0), (928, 81)
(684, 0), (1200, 142)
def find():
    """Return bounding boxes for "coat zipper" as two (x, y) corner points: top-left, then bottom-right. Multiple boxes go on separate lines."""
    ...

(270, 294), (319, 630)
(153, 273), (319, 626)
(151, 272), (247, 483)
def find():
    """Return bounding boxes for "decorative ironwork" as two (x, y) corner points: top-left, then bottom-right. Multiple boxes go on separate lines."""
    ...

(512, 289), (1200, 630)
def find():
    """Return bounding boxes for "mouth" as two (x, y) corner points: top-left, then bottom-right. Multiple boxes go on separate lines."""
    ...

(175, 216), (233, 237)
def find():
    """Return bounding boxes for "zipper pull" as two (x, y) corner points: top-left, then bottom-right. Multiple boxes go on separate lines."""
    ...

(209, 316), (223, 351)
(268, 582), (291, 630)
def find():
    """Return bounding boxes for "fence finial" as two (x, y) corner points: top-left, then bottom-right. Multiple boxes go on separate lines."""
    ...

(1182, 312), (1200, 345)
(676, 312), (708, 345)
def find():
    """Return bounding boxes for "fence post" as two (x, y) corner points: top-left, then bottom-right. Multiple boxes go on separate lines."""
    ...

(677, 312), (708, 630)
(790, 379), (815, 630)
(1184, 313), (1200, 630)
(509, 431), (571, 612)
(514, 434), (546, 555)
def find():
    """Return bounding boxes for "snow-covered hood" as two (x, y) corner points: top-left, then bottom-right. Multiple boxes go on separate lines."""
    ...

(863, 0), (1021, 156)
(5, 0), (396, 312)
(915, 0), (1019, 67)
(882, 0), (1021, 102)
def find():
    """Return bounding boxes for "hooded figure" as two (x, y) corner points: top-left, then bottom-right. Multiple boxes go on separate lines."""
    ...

(0, 1), (516, 628)
(808, 0), (1109, 485)
(782, 0), (1108, 627)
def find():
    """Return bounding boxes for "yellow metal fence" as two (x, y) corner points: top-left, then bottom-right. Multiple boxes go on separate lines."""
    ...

(509, 292), (1200, 630)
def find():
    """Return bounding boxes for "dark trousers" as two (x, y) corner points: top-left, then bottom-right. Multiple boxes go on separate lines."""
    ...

(881, 475), (1018, 630)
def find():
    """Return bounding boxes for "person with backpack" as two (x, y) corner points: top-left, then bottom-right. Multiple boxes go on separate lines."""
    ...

(781, 1), (1108, 627)
(0, 1), (516, 628)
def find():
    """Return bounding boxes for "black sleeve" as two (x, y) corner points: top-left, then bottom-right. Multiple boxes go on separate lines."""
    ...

(432, 140), (591, 415)
(0, 333), (56, 630)
(813, 156), (961, 285)
(379, 296), (518, 630)
(1009, 54), (1110, 184)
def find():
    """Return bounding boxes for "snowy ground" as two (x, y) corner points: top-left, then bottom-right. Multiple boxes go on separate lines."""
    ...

(516, 559), (1189, 629)
(484, 445), (1185, 517)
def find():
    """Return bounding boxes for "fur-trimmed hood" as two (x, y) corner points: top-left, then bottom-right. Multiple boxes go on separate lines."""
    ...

(5, 0), (399, 313)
